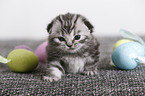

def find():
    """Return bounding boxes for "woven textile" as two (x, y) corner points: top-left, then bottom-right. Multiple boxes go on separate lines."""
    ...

(0, 37), (145, 95)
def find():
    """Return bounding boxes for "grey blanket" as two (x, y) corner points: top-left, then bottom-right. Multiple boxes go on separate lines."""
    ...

(0, 37), (145, 95)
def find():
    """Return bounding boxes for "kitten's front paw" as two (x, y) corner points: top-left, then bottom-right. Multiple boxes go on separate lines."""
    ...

(43, 76), (61, 82)
(82, 70), (97, 76)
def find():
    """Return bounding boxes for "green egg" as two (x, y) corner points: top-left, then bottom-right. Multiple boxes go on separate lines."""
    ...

(7, 49), (39, 72)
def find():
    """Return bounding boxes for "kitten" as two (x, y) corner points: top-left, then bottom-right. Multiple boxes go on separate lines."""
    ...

(43, 13), (100, 81)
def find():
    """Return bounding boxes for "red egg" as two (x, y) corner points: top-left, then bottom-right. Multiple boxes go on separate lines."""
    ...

(35, 41), (48, 63)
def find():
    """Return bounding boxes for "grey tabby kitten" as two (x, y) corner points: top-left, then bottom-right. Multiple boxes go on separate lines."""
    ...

(43, 13), (100, 81)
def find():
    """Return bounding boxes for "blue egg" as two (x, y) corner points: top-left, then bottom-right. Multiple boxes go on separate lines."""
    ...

(112, 42), (145, 70)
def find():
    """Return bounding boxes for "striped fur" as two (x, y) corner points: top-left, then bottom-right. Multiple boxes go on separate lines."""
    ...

(44, 13), (100, 81)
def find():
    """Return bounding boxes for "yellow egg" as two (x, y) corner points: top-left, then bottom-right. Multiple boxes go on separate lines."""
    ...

(7, 49), (39, 72)
(113, 39), (133, 51)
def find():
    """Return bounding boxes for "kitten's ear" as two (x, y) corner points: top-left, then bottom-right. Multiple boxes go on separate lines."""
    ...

(47, 21), (53, 34)
(83, 19), (94, 33)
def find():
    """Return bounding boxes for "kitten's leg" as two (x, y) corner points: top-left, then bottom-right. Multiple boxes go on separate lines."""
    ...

(82, 70), (97, 76)
(82, 49), (100, 76)
(82, 62), (98, 76)
(43, 61), (64, 82)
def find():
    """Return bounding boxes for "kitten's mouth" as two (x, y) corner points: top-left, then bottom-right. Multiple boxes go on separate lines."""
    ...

(68, 48), (75, 50)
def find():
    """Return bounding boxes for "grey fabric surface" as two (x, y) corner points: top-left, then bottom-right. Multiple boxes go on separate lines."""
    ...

(0, 37), (145, 95)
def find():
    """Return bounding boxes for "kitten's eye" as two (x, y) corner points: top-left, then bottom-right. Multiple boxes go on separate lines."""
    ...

(74, 35), (81, 40)
(58, 37), (65, 42)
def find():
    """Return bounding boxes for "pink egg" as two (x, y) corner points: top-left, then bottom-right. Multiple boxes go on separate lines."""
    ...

(14, 45), (32, 51)
(35, 41), (48, 63)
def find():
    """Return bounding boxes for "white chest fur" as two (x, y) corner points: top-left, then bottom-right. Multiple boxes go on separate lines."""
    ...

(64, 56), (85, 73)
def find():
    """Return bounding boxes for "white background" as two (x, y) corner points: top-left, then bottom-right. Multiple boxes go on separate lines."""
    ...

(0, 0), (145, 40)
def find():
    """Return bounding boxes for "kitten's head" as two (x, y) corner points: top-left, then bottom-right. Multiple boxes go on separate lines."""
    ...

(47, 13), (94, 53)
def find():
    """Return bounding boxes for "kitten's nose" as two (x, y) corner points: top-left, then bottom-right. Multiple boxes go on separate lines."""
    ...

(66, 42), (72, 48)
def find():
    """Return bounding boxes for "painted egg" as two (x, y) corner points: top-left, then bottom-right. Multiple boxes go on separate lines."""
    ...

(113, 39), (133, 51)
(7, 49), (39, 72)
(112, 42), (145, 70)
(14, 45), (32, 51)
(111, 39), (133, 66)
(35, 41), (47, 63)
